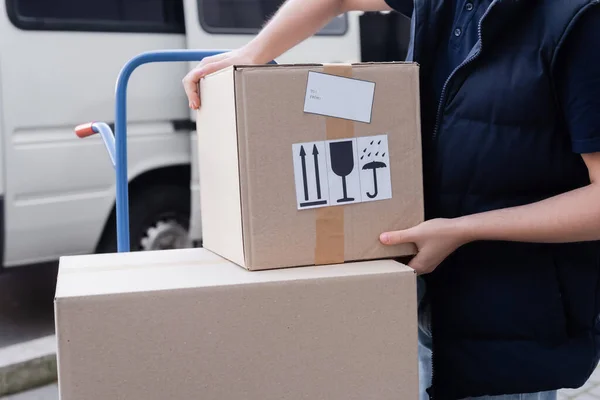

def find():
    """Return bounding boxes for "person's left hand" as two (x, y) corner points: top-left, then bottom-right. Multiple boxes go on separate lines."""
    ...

(379, 218), (470, 275)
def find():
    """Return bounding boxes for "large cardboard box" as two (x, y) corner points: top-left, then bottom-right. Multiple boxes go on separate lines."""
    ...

(197, 62), (423, 271)
(54, 248), (418, 400)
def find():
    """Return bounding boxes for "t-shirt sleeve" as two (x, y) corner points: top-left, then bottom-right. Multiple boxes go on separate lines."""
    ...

(384, 0), (413, 17)
(555, 5), (600, 154)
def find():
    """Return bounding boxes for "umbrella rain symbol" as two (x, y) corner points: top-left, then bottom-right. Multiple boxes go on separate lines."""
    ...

(360, 139), (387, 198)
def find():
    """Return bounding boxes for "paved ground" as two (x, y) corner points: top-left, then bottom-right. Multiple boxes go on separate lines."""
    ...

(0, 383), (57, 399)
(0, 263), (57, 349)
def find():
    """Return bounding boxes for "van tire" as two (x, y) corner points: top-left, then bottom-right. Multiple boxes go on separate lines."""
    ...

(97, 184), (191, 253)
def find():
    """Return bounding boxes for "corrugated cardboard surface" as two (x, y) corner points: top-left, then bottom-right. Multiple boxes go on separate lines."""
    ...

(198, 63), (423, 270)
(196, 68), (246, 267)
(54, 248), (418, 400)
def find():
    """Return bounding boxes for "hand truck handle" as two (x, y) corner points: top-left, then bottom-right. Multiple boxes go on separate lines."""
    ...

(74, 49), (229, 253)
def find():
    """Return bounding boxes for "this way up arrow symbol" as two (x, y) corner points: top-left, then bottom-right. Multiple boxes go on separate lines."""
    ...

(300, 146), (309, 201)
(298, 143), (328, 208)
(312, 144), (322, 200)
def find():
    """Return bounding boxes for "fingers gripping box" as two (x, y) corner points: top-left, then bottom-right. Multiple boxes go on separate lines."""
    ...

(196, 63), (424, 270)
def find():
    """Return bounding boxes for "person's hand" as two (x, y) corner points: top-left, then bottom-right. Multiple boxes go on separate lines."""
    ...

(379, 218), (470, 275)
(182, 49), (258, 110)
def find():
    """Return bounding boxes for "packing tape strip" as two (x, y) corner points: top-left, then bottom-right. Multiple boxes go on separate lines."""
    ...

(314, 64), (354, 265)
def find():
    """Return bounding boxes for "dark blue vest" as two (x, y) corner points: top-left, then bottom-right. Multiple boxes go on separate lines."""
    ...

(407, 0), (600, 398)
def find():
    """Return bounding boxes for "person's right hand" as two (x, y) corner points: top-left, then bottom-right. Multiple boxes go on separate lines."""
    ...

(183, 49), (258, 110)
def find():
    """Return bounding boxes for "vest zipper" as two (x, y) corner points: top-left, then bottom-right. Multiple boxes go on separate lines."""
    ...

(427, 2), (499, 399)
(431, 0), (499, 141)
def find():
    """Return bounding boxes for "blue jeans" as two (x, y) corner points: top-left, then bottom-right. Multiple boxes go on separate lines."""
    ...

(417, 277), (557, 400)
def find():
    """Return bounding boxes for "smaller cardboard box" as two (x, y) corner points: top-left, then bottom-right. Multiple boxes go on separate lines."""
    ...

(54, 248), (418, 400)
(197, 62), (423, 271)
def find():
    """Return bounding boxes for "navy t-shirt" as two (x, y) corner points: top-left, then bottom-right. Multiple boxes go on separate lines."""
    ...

(556, 7), (600, 154)
(385, 0), (600, 155)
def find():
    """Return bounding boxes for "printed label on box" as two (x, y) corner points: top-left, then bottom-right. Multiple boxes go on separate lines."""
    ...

(292, 141), (330, 209)
(292, 134), (392, 210)
(324, 138), (362, 206)
(303, 71), (375, 124)
(357, 135), (392, 202)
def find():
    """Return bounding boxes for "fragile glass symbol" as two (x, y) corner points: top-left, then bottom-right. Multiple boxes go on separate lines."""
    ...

(299, 144), (327, 208)
(329, 141), (355, 203)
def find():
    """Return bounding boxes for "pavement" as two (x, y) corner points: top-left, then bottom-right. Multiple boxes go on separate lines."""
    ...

(0, 383), (57, 400)
(0, 263), (57, 348)
(3, 262), (600, 399)
(0, 336), (56, 396)
(0, 264), (58, 397)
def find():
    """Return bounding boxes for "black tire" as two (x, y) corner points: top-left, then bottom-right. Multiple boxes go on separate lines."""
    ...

(97, 184), (191, 253)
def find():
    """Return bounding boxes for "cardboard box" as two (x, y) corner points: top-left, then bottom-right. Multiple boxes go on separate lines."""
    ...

(197, 62), (424, 271)
(55, 248), (418, 400)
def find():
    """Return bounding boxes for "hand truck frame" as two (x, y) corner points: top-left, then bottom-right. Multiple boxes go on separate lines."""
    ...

(74, 50), (228, 253)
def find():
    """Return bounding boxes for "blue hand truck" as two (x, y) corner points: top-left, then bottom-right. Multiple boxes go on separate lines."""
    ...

(74, 50), (228, 253)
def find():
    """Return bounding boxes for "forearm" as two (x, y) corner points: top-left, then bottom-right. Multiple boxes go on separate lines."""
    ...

(241, 0), (344, 64)
(457, 183), (600, 244)
(241, 0), (392, 64)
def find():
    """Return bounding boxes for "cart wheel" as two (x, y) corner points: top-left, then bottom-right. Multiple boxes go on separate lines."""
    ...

(97, 184), (192, 253)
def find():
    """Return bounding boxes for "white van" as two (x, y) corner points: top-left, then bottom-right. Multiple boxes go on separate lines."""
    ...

(0, 0), (409, 269)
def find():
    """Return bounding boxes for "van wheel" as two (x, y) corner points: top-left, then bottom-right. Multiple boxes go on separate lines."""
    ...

(97, 185), (192, 253)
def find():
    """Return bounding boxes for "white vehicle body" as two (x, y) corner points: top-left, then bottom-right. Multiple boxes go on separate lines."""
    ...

(0, 0), (408, 269)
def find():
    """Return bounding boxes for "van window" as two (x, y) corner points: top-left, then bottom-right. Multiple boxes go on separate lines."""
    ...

(198, 0), (347, 35)
(6, 0), (185, 33)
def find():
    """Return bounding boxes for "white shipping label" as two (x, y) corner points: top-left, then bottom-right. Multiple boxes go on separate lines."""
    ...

(292, 134), (392, 210)
(357, 135), (392, 202)
(303, 71), (375, 124)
